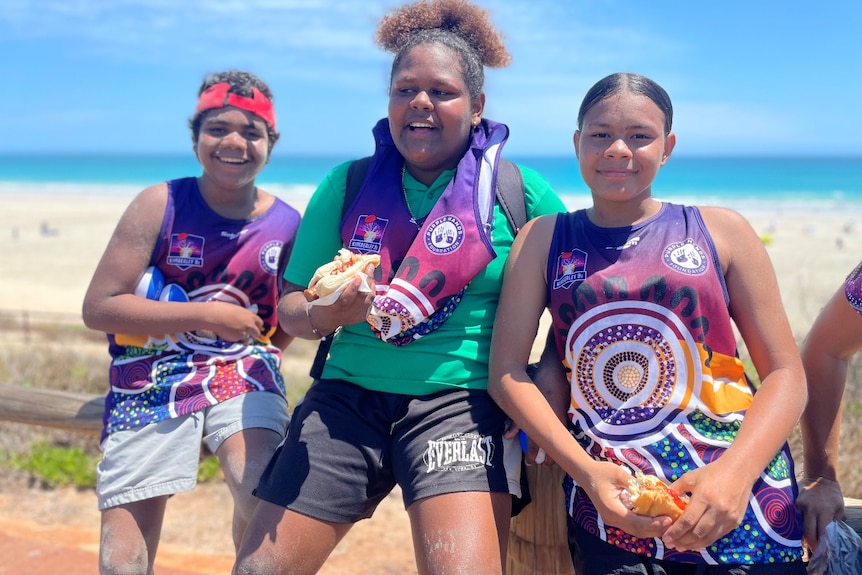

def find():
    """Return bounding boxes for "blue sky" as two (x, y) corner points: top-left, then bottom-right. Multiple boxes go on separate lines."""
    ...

(1, 0), (860, 158)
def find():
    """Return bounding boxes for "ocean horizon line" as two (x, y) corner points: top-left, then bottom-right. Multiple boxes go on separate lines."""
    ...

(3, 181), (861, 219)
(1, 151), (861, 159)
(1, 154), (860, 215)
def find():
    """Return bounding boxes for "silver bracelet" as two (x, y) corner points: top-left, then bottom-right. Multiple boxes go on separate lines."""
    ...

(306, 304), (324, 339)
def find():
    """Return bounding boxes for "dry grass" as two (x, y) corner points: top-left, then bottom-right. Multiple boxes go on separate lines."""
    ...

(1, 322), (860, 499)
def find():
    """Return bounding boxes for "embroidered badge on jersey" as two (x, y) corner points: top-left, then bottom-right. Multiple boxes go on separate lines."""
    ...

(347, 214), (388, 254)
(259, 240), (283, 275)
(553, 248), (588, 290)
(167, 232), (205, 270)
(424, 432), (494, 472)
(425, 215), (465, 255)
(662, 239), (708, 275)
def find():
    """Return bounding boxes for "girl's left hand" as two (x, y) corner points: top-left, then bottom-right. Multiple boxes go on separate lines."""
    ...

(661, 463), (751, 551)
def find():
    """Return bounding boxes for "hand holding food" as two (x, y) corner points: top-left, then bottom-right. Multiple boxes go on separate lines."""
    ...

(304, 248), (380, 302)
(621, 471), (688, 521)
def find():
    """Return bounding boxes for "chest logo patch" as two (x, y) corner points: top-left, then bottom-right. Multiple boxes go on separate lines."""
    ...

(553, 248), (588, 289)
(259, 240), (283, 275)
(662, 239), (708, 275)
(348, 214), (388, 254)
(167, 232), (205, 271)
(425, 215), (464, 255)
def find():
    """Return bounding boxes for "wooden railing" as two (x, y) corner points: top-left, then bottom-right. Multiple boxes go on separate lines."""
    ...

(0, 383), (103, 434)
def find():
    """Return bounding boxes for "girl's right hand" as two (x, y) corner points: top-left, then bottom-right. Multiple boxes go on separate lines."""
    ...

(310, 264), (377, 333)
(330, 264), (377, 325)
(796, 476), (846, 551)
(580, 460), (673, 539)
(203, 301), (264, 341)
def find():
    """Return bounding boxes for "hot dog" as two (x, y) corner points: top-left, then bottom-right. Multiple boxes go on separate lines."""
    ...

(304, 248), (380, 302)
(621, 471), (688, 521)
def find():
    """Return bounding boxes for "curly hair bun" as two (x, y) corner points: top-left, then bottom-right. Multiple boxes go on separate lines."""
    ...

(376, 0), (511, 68)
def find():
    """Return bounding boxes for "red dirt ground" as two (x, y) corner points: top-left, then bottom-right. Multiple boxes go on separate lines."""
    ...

(0, 456), (575, 574)
(0, 479), (417, 575)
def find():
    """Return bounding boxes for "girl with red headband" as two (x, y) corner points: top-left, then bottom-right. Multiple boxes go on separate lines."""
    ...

(82, 69), (300, 574)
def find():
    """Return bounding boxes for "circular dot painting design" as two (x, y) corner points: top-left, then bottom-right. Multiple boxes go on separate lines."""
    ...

(565, 300), (700, 441)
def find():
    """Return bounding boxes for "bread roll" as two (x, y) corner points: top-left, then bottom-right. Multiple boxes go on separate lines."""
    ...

(622, 471), (688, 521)
(304, 248), (380, 301)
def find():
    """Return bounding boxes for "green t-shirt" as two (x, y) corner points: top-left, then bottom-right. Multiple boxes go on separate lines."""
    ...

(285, 160), (566, 395)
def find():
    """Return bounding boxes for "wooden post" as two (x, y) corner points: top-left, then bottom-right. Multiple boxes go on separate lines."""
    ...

(508, 464), (575, 575)
(0, 383), (103, 434)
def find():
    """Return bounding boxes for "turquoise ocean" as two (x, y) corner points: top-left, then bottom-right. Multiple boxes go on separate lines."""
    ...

(1, 153), (861, 214)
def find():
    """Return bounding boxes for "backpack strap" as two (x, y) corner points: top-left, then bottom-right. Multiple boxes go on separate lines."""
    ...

(344, 157), (526, 231)
(308, 157), (373, 380)
(341, 156), (372, 219)
(309, 156), (526, 380)
(495, 158), (527, 234)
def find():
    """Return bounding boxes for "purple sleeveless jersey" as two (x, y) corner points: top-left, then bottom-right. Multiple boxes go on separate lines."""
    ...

(102, 177), (301, 440)
(546, 203), (803, 565)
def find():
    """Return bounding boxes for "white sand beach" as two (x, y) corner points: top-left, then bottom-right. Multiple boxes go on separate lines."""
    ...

(1, 189), (860, 341)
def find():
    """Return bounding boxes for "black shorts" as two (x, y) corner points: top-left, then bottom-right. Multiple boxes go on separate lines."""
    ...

(254, 379), (522, 523)
(568, 518), (807, 575)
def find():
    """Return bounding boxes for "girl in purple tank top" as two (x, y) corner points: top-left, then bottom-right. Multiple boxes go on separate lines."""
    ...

(82, 70), (300, 574)
(489, 73), (808, 573)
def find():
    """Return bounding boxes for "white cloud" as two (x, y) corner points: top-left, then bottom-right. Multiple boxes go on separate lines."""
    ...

(0, 0), (383, 56)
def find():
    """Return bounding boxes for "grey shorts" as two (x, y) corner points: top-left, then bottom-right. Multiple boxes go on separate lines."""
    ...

(254, 379), (522, 523)
(97, 391), (289, 510)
